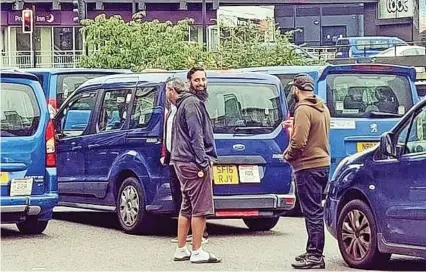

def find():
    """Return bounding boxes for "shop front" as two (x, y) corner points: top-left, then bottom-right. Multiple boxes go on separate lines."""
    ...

(1, 8), (215, 68)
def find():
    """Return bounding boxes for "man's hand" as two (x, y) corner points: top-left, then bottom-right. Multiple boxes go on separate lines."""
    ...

(160, 157), (165, 165)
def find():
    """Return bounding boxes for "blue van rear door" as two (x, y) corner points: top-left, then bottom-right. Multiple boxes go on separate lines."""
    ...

(205, 78), (292, 195)
(1, 77), (48, 197)
(318, 65), (418, 172)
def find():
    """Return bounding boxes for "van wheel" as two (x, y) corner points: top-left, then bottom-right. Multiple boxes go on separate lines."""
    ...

(337, 199), (391, 269)
(243, 217), (279, 231)
(117, 177), (156, 235)
(16, 217), (48, 234)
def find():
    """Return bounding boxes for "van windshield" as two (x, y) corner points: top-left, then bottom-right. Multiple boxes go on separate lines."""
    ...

(205, 83), (283, 134)
(57, 73), (111, 107)
(1, 83), (40, 137)
(326, 74), (413, 118)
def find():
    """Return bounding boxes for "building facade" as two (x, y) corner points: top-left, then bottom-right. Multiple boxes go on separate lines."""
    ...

(1, 1), (216, 67)
(274, 0), (423, 46)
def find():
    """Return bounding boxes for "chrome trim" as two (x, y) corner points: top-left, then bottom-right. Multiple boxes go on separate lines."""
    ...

(0, 205), (27, 213)
(57, 202), (116, 212)
(0, 205), (41, 215)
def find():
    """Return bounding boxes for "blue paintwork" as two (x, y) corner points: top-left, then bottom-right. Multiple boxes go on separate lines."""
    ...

(335, 36), (408, 58)
(56, 71), (293, 216)
(0, 72), (58, 222)
(240, 64), (419, 177)
(325, 99), (426, 255)
(23, 68), (132, 108)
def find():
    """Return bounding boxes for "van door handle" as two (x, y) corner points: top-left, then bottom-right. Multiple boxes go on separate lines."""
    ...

(88, 144), (100, 149)
(71, 146), (82, 151)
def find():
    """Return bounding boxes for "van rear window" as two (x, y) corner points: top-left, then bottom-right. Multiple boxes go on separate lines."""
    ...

(57, 73), (111, 107)
(1, 83), (40, 137)
(326, 74), (413, 118)
(205, 83), (282, 134)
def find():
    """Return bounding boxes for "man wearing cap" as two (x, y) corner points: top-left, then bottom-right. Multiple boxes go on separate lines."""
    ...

(283, 74), (331, 269)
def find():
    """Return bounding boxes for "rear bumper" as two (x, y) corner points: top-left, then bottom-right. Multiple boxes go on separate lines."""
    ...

(0, 193), (59, 223)
(214, 193), (295, 212)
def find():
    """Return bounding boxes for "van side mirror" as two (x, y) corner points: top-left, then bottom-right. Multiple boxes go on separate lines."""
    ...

(379, 132), (396, 158)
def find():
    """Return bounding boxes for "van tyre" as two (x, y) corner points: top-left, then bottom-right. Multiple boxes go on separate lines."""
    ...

(117, 177), (156, 235)
(16, 217), (48, 234)
(337, 199), (391, 269)
(243, 217), (279, 231)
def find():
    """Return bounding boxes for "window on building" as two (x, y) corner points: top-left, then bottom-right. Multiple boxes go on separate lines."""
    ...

(185, 26), (200, 43)
(54, 27), (74, 51)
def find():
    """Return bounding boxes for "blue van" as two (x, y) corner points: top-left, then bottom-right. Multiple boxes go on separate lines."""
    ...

(54, 71), (296, 234)
(1, 71), (58, 234)
(335, 36), (407, 59)
(241, 64), (419, 174)
(324, 99), (426, 269)
(24, 68), (131, 111)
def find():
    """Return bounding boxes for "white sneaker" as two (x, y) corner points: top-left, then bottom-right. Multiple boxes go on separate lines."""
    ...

(190, 249), (222, 264)
(173, 247), (191, 261)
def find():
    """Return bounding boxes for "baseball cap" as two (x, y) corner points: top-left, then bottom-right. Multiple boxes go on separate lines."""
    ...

(293, 73), (315, 92)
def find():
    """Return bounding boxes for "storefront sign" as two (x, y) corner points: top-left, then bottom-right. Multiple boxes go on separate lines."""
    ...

(8, 11), (61, 25)
(378, 0), (415, 19)
(1, 11), (7, 26)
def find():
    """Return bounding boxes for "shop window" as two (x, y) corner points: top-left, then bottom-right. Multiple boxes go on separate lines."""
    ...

(54, 27), (74, 51)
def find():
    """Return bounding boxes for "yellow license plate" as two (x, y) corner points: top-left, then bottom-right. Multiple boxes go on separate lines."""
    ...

(0, 172), (9, 184)
(213, 166), (239, 185)
(357, 142), (378, 152)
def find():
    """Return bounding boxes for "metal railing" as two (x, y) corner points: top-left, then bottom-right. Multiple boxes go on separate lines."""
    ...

(303, 46), (337, 60)
(1, 50), (84, 68)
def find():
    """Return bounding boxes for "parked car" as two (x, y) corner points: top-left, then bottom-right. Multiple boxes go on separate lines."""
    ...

(1, 71), (58, 234)
(23, 68), (132, 111)
(374, 46), (426, 57)
(54, 71), (296, 234)
(324, 99), (426, 269)
(335, 36), (407, 59)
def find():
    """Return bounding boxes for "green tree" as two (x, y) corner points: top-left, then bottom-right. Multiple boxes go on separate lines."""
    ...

(79, 15), (323, 71)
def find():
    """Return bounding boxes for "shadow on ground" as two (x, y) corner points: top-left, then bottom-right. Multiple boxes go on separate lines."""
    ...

(52, 211), (286, 237)
(1, 227), (50, 240)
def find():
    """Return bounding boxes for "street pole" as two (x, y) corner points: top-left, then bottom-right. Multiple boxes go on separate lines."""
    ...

(202, 0), (207, 50)
(32, 4), (36, 68)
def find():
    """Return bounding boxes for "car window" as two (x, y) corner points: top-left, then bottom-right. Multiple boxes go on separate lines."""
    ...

(129, 86), (157, 129)
(57, 73), (112, 108)
(1, 82), (40, 137)
(402, 49), (417, 56)
(97, 89), (132, 132)
(60, 91), (97, 137)
(205, 83), (282, 134)
(326, 74), (413, 118)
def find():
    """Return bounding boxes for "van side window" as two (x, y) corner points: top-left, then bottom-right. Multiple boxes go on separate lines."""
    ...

(129, 87), (157, 129)
(61, 91), (97, 137)
(97, 89), (132, 132)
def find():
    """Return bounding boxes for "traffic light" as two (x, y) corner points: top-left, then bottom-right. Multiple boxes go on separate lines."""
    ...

(22, 9), (33, 33)
(73, 0), (86, 23)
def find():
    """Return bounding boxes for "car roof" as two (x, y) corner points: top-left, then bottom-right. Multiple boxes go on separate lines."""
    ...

(78, 70), (281, 90)
(1, 70), (41, 82)
(236, 66), (324, 74)
(23, 68), (132, 75)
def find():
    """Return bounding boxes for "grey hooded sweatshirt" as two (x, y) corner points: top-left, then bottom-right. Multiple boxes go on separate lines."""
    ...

(171, 92), (217, 169)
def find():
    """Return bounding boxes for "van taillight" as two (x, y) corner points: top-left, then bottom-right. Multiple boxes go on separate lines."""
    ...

(47, 99), (57, 119)
(46, 120), (56, 167)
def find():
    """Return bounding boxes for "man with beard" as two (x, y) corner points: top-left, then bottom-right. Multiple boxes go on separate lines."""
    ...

(283, 74), (331, 269)
(171, 67), (220, 263)
(163, 77), (208, 244)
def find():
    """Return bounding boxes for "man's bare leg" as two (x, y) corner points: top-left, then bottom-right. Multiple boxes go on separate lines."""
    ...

(177, 214), (191, 248)
(191, 216), (206, 250)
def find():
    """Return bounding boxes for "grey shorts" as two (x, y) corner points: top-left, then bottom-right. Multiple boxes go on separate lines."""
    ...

(173, 161), (214, 218)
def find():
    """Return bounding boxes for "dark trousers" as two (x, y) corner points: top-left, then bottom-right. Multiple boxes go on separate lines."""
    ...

(169, 165), (182, 214)
(295, 166), (329, 258)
